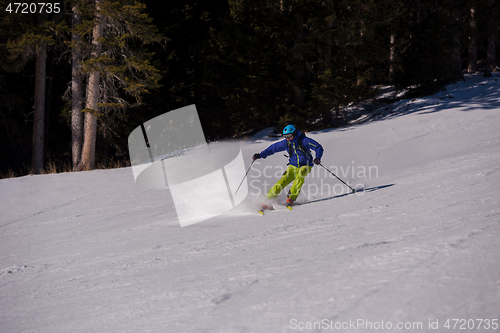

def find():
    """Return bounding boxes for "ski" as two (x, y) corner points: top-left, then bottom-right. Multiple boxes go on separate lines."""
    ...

(292, 184), (393, 207)
(258, 204), (293, 215)
(258, 204), (272, 215)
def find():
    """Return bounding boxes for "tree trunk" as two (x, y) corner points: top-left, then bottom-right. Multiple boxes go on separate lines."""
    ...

(450, 8), (464, 81)
(487, 0), (496, 71)
(293, 13), (305, 107)
(80, 0), (104, 171)
(389, 33), (396, 83)
(467, 7), (478, 73)
(103, 124), (108, 165)
(32, 14), (47, 174)
(71, 4), (84, 171)
(323, 19), (333, 126)
(193, 2), (203, 106)
(487, 33), (496, 71)
(44, 57), (54, 156)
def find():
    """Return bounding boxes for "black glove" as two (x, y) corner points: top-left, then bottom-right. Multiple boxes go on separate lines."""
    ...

(253, 153), (260, 161)
(314, 157), (321, 165)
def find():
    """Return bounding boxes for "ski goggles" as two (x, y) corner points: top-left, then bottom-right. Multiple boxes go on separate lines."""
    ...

(284, 133), (294, 138)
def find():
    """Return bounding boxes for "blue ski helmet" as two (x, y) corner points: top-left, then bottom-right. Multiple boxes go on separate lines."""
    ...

(283, 125), (296, 136)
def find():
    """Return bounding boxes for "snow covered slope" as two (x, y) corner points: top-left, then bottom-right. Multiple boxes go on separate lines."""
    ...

(1, 74), (500, 332)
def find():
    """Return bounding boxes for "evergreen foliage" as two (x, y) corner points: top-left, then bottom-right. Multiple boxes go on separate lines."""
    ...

(0, 0), (499, 175)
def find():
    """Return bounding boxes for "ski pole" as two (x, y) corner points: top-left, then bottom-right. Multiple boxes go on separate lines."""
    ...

(319, 163), (356, 193)
(235, 160), (255, 194)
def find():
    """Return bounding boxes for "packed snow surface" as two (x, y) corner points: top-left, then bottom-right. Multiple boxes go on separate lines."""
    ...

(1, 74), (500, 332)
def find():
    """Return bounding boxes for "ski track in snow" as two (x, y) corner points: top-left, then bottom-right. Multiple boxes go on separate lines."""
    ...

(1, 74), (500, 332)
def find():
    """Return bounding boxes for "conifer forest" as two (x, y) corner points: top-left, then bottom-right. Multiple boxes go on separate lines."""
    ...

(0, 0), (498, 176)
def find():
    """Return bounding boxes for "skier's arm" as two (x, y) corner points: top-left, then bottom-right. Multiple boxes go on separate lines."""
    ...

(258, 140), (288, 159)
(304, 137), (324, 159)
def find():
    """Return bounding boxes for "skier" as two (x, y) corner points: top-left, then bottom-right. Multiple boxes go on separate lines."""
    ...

(253, 125), (323, 210)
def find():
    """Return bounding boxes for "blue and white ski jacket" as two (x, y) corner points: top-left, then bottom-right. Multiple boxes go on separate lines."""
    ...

(259, 130), (324, 167)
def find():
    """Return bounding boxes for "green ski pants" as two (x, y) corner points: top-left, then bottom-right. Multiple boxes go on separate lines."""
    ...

(267, 165), (312, 201)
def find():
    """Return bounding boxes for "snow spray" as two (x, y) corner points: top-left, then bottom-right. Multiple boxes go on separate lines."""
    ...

(128, 105), (248, 226)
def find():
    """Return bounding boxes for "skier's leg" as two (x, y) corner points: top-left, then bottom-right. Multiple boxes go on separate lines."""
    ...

(266, 166), (296, 199)
(288, 165), (312, 201)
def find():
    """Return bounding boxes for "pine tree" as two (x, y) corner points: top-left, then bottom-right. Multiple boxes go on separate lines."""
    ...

(0, 0), (63, 174)
(467, 4), (478, 73)
(70, 0), (164, 171)
(32, 11), (48, 174)
(71, 2), (85, 171)
(486, 0), (496, 71)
